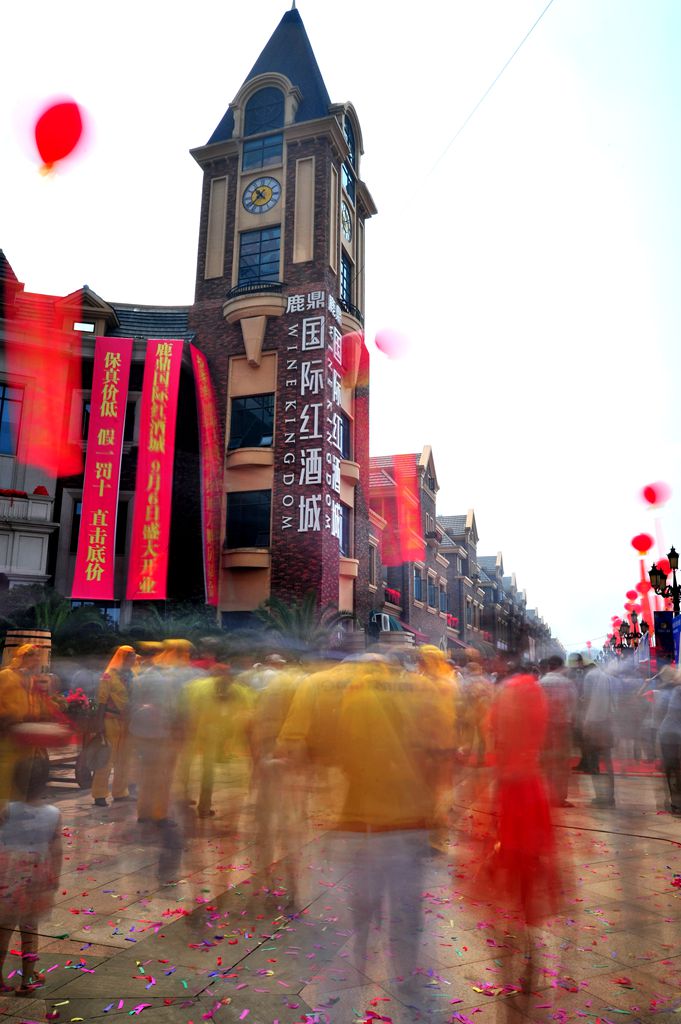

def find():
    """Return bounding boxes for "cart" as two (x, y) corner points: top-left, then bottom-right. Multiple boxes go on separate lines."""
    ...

(45, 711), (99, 789)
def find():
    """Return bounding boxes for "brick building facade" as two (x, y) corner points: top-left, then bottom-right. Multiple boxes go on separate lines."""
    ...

(188, 7), (376, 627)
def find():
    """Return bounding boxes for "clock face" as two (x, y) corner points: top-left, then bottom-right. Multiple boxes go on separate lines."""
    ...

(242, 176), (281, 214)
(341, 200), (353, 242)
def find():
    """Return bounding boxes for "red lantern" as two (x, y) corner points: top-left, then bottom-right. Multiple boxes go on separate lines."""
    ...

(586, 641), (592, 649)
(657, 558), (671, 577)
(631, 533), (654, 555)
(636, 581), (652, 595)
(642, 482), (671, 506)
(626, 589), (638, 601)
(34, 100), (84, 170)
(624, 602), (635, 612)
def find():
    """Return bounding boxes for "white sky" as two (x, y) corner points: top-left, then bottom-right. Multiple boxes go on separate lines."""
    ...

(2, 0), (680, 651)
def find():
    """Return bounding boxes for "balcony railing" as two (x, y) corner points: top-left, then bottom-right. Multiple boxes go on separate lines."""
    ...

(339, 298), (364, 325)
(0, 495), (53, 522)
(226, 280), (285, 301)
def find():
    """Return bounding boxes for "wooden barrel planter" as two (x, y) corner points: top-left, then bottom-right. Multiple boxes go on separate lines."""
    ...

(1, 628), (52, 668)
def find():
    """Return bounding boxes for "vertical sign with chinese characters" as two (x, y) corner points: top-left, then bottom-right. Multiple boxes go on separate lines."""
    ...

(72, 337), (133, 599)
(189, 344), (221, 606)
(279, 289), (345, 543)
(126, 339), (183, 600)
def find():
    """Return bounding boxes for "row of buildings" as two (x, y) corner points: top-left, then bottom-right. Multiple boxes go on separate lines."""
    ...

(0, 7), (558, 661)
(368, 448), (554, 659)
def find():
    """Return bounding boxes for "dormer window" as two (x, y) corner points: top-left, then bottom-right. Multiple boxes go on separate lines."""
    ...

(244, 87), (285, 136)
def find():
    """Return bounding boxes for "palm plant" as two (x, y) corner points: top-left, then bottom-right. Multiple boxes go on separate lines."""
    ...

(255, 589), (354, 652)
(128, 602), (220, 643)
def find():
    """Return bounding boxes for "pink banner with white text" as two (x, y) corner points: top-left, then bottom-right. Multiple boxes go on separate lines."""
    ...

(126, 339), (183, 600)
(72, 337), (133, 599)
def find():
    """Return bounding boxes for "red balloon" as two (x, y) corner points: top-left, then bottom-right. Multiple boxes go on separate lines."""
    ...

(657, 558), (671, 576)
(631, 533), (654, 555)
(626, 589), (638, 601)
(34, 100), (83, 168)
(642, 481), (671, 506)
(636, 581), (652, 595)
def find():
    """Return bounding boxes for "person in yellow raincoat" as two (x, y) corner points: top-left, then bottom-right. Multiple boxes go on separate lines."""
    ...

(91, 645), (137, 807)
(330, 654), (453, 990)
(178, 665), (256, 819)
(0, 644), (49, 802)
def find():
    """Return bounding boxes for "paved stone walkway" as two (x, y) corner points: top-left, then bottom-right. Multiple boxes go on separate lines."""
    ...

(2, 766), (681, 1024)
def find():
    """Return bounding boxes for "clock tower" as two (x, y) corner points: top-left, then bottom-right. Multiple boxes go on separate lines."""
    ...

(188, 7), (377, 628)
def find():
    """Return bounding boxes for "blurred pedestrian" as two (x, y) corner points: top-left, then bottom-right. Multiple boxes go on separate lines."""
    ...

(129, 639), (193, 826)
(484, 673), (564, 993)
(91, 645), (137, 807)
(582, 661), (617, 807)
(539, 656), (576, 806)
(656, 667), (681, 814)
(0, 757), (62, 995)
(0, 645), (52, 802)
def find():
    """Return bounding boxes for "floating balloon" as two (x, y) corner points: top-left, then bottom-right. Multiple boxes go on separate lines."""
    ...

(631, 533), (654, 555)
(374, 328), (410, 360)
(34, 99), (84, 171)
(626, 589), (638, 601)
(642, 481), (671, 506)
(636, 581), (652, 595)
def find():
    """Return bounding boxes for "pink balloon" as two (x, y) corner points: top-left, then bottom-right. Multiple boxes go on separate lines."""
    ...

(374, 328), (410, 360)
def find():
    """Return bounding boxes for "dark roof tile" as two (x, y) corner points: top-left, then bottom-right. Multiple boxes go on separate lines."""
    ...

(109, 303), (194, 341)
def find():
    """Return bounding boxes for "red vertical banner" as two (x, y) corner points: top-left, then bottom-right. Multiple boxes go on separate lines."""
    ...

(126, 340), (183, 600)
(4, 298), (83, 478)
(381, 455), (425, 567)
(72, 338), (133, 599)
(189, 345), (221, 606)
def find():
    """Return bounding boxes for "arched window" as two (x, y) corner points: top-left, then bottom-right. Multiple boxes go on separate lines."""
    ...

(343, 117), (356, 168)
(342, 116), (356, 203)
(244, 87), (284, 137)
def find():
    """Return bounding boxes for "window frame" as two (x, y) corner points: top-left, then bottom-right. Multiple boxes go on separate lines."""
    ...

(243, 87), (285, 137)
(238, 226), (281, 287)
(242, 132), (284, 172)
(225, 489), (272, 550)
(340, 251), (353, 305)
(0, 383), (24, 457)
(339, 503), (351, 558)
(413, 566), (423, 603)
(228, 393), (275, 450)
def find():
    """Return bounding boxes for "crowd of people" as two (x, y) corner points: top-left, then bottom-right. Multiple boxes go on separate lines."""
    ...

(0, 636), (679, 999)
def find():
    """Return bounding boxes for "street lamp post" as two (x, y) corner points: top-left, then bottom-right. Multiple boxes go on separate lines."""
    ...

(649, 546), (681, 616)
(620, 609), (644, 648)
